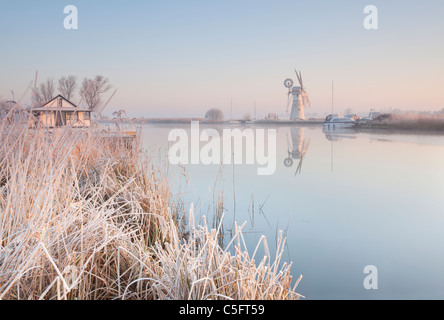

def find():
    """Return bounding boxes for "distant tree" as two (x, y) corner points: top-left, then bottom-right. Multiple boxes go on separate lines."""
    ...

(205, 108), (224, 122)
(373, 113), (393, 122)
(32, 78), (55, 106)
(58, 75), (77, 100)
(242, 113), (252, 121)
(32, 89), (43, 106)
(79, 75), (112, 111)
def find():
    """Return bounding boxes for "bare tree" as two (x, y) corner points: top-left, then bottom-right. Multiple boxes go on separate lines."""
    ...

(58, 75), (77, 100)
(79, 75), (112, 111)
(32, 88), (43, 106)
(41, 78), (55, 103)
(205, 108), (224, 122)
(32, 78), (55, 106)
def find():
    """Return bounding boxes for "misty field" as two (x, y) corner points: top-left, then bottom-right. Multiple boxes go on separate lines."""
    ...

(0, 112), (302, 300)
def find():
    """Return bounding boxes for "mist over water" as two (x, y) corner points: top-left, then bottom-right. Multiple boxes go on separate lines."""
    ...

(142, 123), (444, 299)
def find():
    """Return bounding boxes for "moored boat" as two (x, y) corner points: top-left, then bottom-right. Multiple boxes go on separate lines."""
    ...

(323, 114), (356, 130)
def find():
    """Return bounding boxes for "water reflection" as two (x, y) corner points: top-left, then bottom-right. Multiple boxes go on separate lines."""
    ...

(141, 123), (444, 299)
(323, 127), (357, 141)
(321, 127), (357, 173)
(284, 127), (310, 175)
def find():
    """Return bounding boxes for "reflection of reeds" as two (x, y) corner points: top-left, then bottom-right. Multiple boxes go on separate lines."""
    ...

(0, 111), (302, 300)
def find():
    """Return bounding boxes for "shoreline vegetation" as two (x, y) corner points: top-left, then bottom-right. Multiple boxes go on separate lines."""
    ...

(0, 110), (303, 300)
(356, 113), (444, 132)
(98, 113), (444, 132)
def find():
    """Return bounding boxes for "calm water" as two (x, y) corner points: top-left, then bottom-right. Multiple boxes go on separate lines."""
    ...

(140, 123), (444, 300)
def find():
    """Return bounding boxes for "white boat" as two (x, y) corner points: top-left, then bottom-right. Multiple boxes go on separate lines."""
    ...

(323, 114), (356, 130)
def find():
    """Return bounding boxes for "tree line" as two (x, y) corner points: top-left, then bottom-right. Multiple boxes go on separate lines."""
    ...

(32, 75), (112, 111)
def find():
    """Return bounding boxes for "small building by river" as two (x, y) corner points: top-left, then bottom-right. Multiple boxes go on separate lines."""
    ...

(33, 95), (91, 127)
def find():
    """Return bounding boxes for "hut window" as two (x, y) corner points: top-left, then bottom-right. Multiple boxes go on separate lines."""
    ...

(84, 112), (91, 120)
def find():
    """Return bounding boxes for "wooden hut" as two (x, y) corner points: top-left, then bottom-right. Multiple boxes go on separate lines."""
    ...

(33, 95), (91, 127)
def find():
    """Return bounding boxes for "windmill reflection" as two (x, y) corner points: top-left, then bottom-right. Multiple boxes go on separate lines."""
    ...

(284, 127), (310, 175)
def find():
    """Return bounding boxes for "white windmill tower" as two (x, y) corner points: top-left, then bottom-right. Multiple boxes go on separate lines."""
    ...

(284, 69), (311, 120)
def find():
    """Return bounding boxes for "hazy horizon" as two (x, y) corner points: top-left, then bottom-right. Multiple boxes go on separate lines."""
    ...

(1, 0), (444, 118)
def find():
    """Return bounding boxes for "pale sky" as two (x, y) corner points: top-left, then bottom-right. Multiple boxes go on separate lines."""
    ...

(1, 0), (444, 118)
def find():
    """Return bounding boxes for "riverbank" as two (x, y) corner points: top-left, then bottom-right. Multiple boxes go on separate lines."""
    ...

(356, 114), (444, 132)
(98, 118), (324, 125)
(0, 115), (302, 300)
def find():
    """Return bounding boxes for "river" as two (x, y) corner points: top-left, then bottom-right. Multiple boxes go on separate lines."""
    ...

(140, 123), (444, 299)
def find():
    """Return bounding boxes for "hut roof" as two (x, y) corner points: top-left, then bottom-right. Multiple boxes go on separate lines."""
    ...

(33, 95), (90, 112)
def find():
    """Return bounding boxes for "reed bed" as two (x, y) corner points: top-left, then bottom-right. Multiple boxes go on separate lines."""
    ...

(374, 113), (444, 131)
(0, 112), (302, 300)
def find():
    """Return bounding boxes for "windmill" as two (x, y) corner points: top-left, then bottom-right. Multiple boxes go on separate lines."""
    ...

(283, 69), (311, 120)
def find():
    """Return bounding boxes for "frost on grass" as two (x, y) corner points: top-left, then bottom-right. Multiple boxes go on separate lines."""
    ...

(0, 111), (303, 300)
